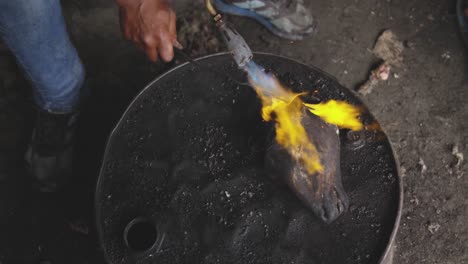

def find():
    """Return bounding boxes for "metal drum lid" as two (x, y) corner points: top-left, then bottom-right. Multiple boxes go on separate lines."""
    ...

(95, 53), (402, 264)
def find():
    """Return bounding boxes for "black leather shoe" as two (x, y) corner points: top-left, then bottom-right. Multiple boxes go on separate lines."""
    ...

(25, 109), (78, 192)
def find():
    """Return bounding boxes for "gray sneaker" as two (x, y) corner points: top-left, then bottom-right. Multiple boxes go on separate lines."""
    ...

(214, 0), (315, 40)
(25, 110), (78, 192)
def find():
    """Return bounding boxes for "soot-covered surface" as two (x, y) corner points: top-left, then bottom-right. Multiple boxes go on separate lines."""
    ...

(96, 53), (400, 264)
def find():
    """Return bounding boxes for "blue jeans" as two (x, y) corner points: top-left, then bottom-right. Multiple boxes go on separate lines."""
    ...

(0, 0), (85, 113)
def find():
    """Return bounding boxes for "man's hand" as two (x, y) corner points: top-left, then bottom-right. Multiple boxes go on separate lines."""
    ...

(116, 0), (179, 62)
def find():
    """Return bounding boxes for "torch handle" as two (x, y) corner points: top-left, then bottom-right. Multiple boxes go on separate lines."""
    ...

(215, 19), (253, 68)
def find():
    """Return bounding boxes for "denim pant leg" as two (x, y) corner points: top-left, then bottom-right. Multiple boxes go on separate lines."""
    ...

(0, 0), (85, 113)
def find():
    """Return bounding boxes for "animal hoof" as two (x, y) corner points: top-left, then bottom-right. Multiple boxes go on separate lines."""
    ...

(317, 186), (349, 223)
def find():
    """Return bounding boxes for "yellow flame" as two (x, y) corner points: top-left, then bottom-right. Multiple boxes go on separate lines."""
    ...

(254, 86), (324, 174)
(245, 62), (363, 175)
(304, 100), (363, 131)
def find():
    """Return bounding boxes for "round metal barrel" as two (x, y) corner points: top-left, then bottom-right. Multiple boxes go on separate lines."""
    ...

(95, 53), (402, 264)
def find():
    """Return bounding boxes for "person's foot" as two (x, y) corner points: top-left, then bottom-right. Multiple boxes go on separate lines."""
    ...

(214, 0), (315, 40)
(25, 109), (78, 192)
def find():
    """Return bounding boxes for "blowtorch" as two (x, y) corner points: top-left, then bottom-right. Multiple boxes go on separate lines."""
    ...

(204, 0), (253, 68)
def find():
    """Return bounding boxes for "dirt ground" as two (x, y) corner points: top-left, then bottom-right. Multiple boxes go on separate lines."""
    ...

(0, 0), (466, 263)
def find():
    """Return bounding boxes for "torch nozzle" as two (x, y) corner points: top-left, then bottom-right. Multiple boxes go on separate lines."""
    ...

(215, 19), (253, 68)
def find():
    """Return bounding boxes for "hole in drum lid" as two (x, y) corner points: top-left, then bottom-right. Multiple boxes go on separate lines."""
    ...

(123, 217), (158, 252)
